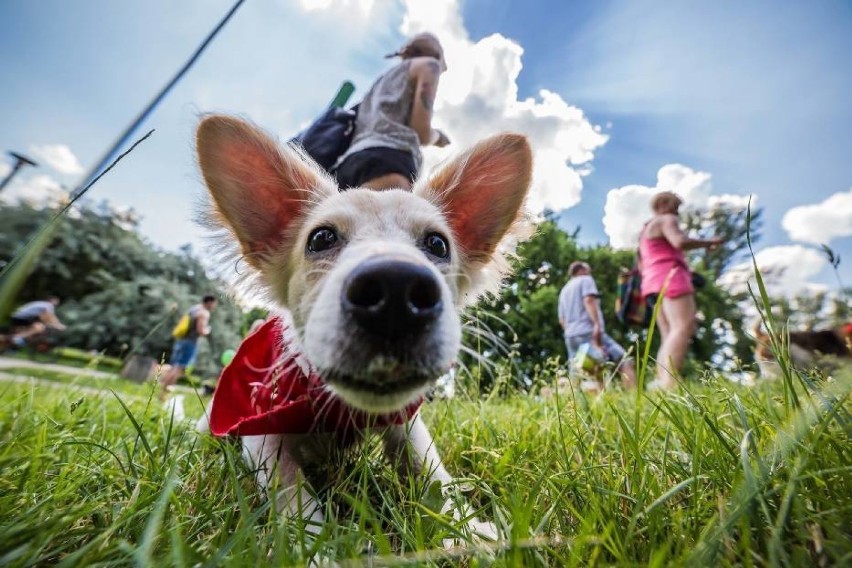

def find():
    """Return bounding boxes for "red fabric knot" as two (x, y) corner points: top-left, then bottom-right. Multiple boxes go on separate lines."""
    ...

(209, 317), (423, 437)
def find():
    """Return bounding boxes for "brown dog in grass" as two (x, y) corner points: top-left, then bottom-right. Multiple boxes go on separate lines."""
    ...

(193, 114), (533, 552)
(753, 321), (851, 378)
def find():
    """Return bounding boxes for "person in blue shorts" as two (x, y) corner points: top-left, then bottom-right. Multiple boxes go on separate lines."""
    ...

(159, 295), (216, 398)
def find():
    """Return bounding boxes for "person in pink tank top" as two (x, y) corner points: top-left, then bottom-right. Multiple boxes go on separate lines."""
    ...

(639, 192), (724, 390)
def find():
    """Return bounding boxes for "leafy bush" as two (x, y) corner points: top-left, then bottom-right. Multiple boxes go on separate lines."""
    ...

(0, 201), (243, 379)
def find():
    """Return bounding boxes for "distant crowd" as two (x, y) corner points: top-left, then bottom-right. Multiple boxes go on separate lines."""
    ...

(559, 191), (724, 391)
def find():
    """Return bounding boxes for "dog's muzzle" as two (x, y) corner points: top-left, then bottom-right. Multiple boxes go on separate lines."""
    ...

(341, 258), (443, 340)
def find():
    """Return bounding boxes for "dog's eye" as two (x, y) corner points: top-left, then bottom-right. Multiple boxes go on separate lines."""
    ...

(307, 227), (338, 253)
(423, 232), (450, 259)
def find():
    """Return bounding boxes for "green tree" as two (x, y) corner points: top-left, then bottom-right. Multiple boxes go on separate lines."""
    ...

(0, 202), (242, 378)
(682, 203), (764, 280)
(829, 289), (852, 327)
(768, 288), (850, 332)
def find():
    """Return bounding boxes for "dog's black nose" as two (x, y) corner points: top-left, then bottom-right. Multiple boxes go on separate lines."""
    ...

(342, 259), (443, 339)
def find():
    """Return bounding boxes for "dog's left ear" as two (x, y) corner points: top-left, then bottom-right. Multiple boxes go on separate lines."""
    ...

(415, 133), (533, 266)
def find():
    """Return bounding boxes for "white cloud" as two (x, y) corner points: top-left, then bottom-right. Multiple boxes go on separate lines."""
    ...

(708, 193), (752, 210)
(301, 0), (608, 212)
(302, 0), (358, 10)
(299, 0), (375, 18)
(0, 162), (10, 178)
(603, 184), (658, 250)
(29, 144), (84, 176)
(718, 245), (827, 297)
(0, 174), (68, 208)
(656, 163), (713, 203)
(781, 188), (852, 245)
(602, 163), (752, 249)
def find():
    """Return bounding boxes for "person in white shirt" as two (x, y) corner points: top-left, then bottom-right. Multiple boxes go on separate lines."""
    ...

(9, 296), (65, 347)
(558, 262), (636, 389)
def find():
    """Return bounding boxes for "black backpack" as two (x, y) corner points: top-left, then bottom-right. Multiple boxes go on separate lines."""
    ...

(290, 104), (359, 173)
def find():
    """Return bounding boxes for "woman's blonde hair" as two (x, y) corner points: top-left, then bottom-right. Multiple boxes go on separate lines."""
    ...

(651, 191), (683, 213)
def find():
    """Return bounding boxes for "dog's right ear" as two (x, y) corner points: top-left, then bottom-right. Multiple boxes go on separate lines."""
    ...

(197, 114), (337, 267)
(414, 133), (534, 301)
(415, 133), (532, 264)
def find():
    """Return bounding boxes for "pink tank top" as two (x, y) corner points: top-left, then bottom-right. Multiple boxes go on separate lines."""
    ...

(638, 233), (694, 299)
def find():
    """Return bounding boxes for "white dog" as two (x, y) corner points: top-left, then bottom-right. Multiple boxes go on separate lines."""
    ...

(194, 114), (532, 551)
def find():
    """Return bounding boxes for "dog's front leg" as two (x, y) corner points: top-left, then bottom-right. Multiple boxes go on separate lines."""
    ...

(383, 414), (498, 544)
(241, 435), (325, 535)
(383, 413), (451, 483)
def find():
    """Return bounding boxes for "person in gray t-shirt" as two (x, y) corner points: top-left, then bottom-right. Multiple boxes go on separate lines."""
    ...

(9, 296), (65, 347)
(558, 261), (635, 388)
(335, 32), (451, 191)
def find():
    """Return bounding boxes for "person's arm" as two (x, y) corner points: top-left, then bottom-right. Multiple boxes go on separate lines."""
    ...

(197, 311), (211, 337)
(408, 58), (449, 147)
(582, 295), (603, 348)
(40, 310), (65, 330)
(660, 215), (724, 251)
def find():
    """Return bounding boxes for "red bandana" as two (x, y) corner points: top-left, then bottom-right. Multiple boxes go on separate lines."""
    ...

(209, 317), (423, 437)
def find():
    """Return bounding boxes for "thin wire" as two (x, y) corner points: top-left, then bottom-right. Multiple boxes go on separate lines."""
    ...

(71, 0), (246, 199)
(0, 0), (245, 281)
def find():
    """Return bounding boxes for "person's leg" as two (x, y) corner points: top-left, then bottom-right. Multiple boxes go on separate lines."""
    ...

(654, 294), (696, 388)
(601, 334), (636, 390)
(160, 340), (192, 398)
(160, 365), (183, 387)
(566, 333), (592, 373)
(336, 148), (416, 191)
(361, 173), (412, 191)
(650, 294), (670, 340)
(620, 360), (637, 389)
(565, 334), (602, 392)
(564, 334), (579, 362)
(159, 365), (183, 399)
(12, 321), (46, 342)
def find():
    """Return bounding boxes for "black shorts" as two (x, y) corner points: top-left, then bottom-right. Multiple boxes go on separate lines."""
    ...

(335, 147), (417, 190)
(11, 316), (37, 327)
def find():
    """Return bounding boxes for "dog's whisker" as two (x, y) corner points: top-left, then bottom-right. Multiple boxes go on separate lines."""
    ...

(308, 381), (346, 433)
(314, 393), (338, 427)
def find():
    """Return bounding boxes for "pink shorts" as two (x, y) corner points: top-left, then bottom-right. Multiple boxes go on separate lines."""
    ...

(642, 265), (694, 299)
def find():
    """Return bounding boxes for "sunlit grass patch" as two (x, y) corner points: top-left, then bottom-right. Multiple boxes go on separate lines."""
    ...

(0, 366), (849, 566)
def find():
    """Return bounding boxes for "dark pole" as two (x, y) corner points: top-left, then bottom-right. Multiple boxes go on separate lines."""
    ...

(0, 152), (38, 193)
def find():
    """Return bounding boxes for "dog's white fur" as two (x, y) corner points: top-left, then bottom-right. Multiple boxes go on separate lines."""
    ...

(195, 114), (533, 548)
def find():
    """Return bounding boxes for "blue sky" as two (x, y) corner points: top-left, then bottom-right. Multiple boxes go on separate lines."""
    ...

(1, 0), (850, 294)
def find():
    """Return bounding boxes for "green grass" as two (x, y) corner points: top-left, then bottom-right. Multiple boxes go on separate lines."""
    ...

(0, 362), (206, 398)
(1, 366), (120, 384)
(0, 362), (849, 566)
(4, 347), (123, 374)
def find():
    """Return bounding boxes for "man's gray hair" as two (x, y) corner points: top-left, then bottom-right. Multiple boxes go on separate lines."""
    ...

(569, 261), (590, 276)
